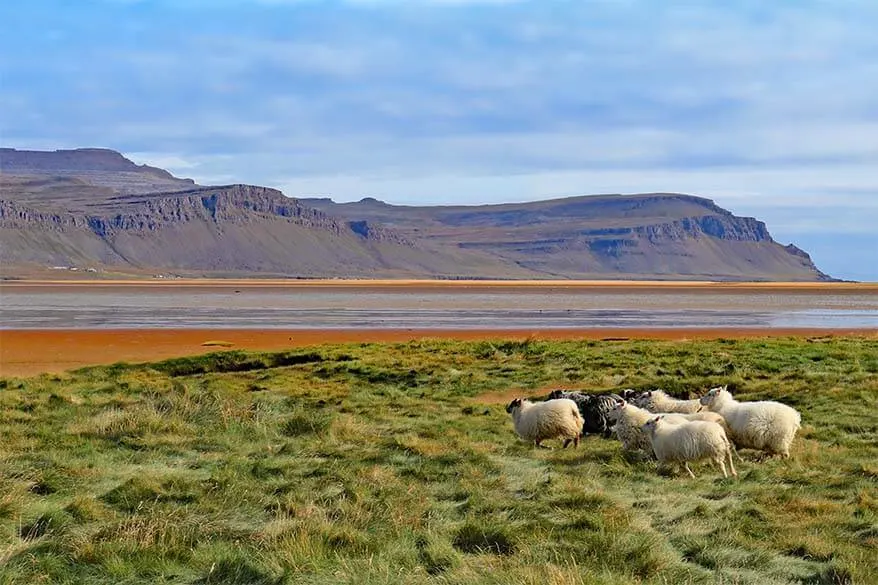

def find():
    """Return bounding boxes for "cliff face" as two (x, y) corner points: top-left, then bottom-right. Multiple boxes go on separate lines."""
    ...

(1, 200), (83, 229)
(0, 148), (832, 280)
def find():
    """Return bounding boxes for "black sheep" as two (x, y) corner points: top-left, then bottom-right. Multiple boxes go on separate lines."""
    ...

(547, 389), (619, 438)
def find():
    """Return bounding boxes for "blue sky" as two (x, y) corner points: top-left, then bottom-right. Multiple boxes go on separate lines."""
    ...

(1, 0), (876, 280)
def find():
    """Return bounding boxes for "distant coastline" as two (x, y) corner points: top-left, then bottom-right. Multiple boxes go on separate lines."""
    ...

(2, 279), (875, 290)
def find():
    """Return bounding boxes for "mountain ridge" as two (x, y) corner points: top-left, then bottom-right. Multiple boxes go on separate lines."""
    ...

(302, 194), (832, 281)
(0, 148), (833, 281)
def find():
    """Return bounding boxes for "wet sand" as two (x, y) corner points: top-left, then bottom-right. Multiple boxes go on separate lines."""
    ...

(2, 327), (876, 377)
(4, 280), (878, 330)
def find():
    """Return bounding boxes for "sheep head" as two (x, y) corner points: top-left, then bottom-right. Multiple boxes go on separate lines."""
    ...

(606, 398), (627, 421)
(699, 385), (729, 407)
(505, 398), (523, 414)
(642, 415), (664, 434)
(631, 390), (652, 407)
(547, 389), (564, 400)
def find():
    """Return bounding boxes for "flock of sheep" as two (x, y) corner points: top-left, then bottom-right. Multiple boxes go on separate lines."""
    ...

(505, 386), (802, 478)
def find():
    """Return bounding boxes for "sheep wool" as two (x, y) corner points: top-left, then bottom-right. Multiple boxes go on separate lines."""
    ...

(699, 386), (801, 458)
(643, 417), (737, 479)
(633, 389), (702, 414)
(669, 411), (733, 438)
(506, 398), (584, 448)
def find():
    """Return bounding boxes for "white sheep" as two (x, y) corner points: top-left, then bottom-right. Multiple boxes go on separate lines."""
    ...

(633, 389), (702, 414)
(699, 385), (801, 458)
(606, 401), (736, 456)
(643, 416), (737, 478)
(505, 398), (584, 448)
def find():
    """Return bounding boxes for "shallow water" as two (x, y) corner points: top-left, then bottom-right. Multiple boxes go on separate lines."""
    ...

(2, 287), (877, 329)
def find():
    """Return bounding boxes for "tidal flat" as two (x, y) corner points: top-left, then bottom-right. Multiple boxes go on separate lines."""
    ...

(2, 280), (877, 331)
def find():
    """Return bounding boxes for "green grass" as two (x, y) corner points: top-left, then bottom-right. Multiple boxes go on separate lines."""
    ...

(1, 336), (876, 584)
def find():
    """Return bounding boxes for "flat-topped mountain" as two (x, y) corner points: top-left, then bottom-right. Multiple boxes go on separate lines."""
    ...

(1, 147), (196, 196)
(0, 148), (832, 280)
(302, 194), (832, 281)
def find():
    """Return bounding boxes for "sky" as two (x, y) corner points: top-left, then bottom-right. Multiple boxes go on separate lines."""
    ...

(1, 0), (876, 280)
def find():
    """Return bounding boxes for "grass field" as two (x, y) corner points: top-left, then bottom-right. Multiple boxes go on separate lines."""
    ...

(1, 336), (876, 584)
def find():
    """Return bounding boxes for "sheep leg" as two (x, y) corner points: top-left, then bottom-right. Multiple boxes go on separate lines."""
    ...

(684, 462), (696, 479)
(726, 448), (738, 478)
(717, 457), (728, 478)
(562, 438), (572, 449)
(573, 434), (581, 448)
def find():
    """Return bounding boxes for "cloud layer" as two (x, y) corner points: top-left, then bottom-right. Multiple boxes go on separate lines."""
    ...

(2, 0), (876, 279)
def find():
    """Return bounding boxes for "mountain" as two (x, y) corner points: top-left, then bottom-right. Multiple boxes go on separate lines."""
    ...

(0, 147), (196, 195)
(302, 195), (833, 281)
(0, 149), (528, 278)
(0, 148), (831, 280)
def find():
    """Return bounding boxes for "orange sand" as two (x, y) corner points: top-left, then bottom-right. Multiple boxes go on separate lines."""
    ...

(2, 327), (876, 377)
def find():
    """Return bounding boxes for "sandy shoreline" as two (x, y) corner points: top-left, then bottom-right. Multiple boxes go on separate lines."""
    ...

(3, 279), (877, 292)
(2, 327), (876, 377)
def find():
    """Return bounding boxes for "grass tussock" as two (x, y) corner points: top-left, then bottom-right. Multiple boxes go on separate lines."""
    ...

(0, 336), (876, 584)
